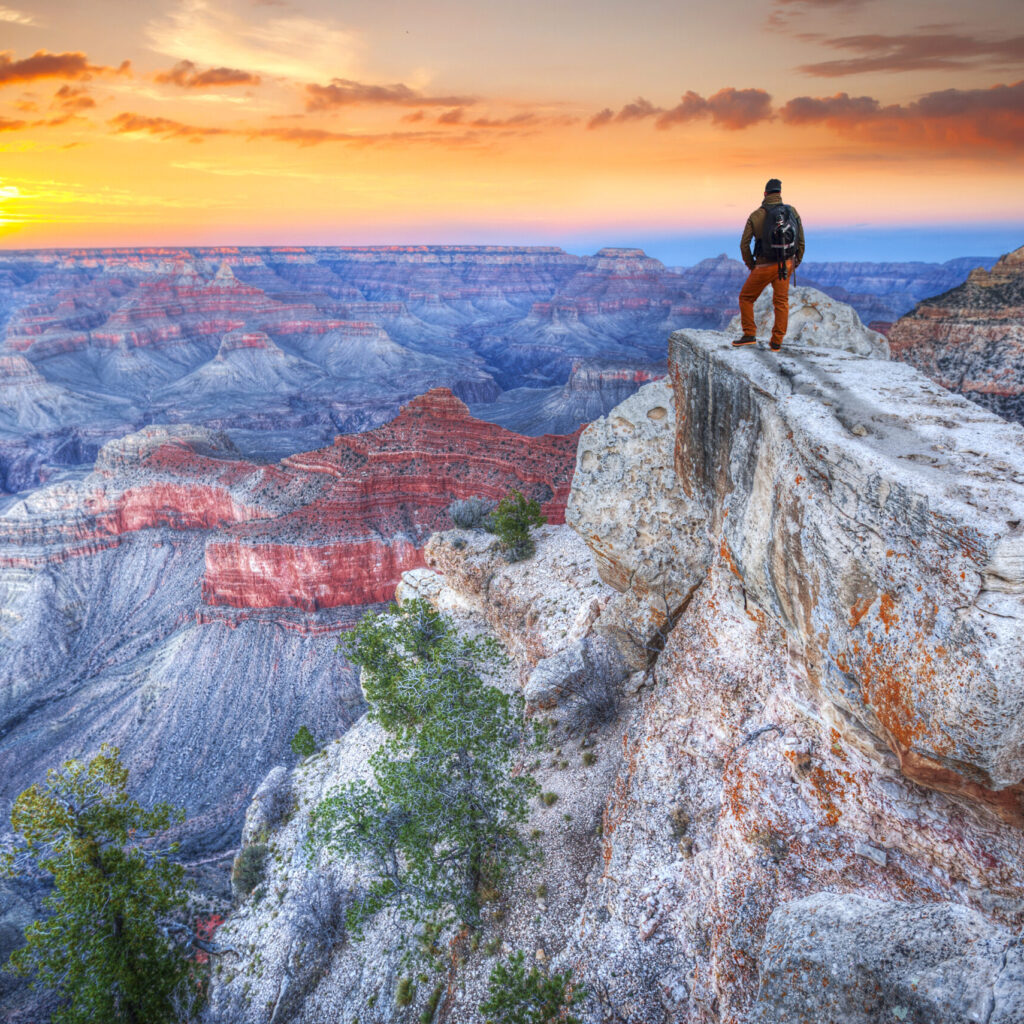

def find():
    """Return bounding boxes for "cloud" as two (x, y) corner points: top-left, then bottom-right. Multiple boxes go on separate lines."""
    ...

(53, 85), (96, 111)
(0, 116), (26, 130)
(469, 112), (541, 129)
(765, 0), (873, 31)
(656, 88), (773, 129)
(305, 78), (474, 110)
(779, 91), (882, 125)
(109, 112), (229, 139)
(779, 80), (1024, 151)
(591, 88), (772, 131)
(155, 60), (261, 88)
(0, 6), (37, 25)
(107, 109), (448, 148)
(799, 32), (1024, 76)
(147, 0), (361, 83)
(0, 51), (130, 86)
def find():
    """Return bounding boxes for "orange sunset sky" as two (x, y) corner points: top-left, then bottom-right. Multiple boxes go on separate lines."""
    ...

(1, 0), (1023, 261)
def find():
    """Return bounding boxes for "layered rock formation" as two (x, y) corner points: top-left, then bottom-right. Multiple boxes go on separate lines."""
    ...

(0, 391), (579, 860)
(0, 246), (709, 492)
(889, 244), (1024, 425)
(206, 299), (1023, 1023)
(470, 357), (666, 435)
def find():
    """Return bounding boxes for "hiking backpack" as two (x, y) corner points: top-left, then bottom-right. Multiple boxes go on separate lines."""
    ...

(757, 204), (798, 267)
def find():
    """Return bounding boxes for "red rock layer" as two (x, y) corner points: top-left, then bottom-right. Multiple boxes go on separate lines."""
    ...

(4, 391), (579, 610)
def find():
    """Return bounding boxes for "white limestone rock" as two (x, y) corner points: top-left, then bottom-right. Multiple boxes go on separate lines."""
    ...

(726, 285), (890, 357)
(754, 893), (1023, 1024)
(670, 327), (1024, 792)
(565, 379), (707, 653)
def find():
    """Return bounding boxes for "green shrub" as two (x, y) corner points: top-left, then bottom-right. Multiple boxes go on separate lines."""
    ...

(540, 792), (558, 807)
(290, 725), (317, 759)
(420, 983), (443, 1022)
(490, 490), (546, 562)
(3, 745), (199, 1024)
(582, 751), (597, 767)
(232, 843), (269, 897)
(396, 976), (415, 1006)
(479, 950), (584, 1024)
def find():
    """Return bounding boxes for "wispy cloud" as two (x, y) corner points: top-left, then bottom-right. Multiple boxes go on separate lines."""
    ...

(765, 0), (873, 31)
(109, 112), (230, 139)
(108, 109), (450, 148)
(147, 0), (361, 83)
(155, 60), (261, 88)
(800, 31), (1024, 76)
(53, 85), (96, 112)
(0, 51), (130, 86)
(0, 6), (38, 25)
(305, 78), (474, 110)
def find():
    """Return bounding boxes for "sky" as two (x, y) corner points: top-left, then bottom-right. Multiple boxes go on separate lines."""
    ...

(0, 0), (1023, 261)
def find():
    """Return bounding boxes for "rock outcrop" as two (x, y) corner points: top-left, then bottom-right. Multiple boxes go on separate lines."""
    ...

(207, 297), (1024, 1024)
(667, 329), (1024, 800)
(889, 243), (1024, 425)
(725, 286), (890, 357)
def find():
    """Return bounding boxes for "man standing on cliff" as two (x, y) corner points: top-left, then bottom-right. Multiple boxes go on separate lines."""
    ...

(733, 178), (805, 351)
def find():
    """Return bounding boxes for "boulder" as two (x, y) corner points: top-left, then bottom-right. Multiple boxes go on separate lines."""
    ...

(566, 379), (707, 649)
(755, 892), (1024, 1024)
(524, 634), (628, 723)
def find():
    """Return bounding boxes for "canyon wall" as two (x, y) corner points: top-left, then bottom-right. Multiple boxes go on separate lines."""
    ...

(1, 246), (992, 495)
(889, 244), (1024, 426)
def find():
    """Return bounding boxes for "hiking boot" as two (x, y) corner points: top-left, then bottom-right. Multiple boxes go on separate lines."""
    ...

(731, 335), (756, 347)
(769, 340), (782, 351)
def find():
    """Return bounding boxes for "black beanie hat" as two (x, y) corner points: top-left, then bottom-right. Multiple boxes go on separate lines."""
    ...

(765, 178), (782, 194)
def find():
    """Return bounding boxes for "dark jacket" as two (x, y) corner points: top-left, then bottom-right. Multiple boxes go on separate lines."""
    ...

(740, 195), (805, 270)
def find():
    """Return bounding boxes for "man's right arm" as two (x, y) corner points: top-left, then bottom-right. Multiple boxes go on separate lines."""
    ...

(740, 215), (756, 270)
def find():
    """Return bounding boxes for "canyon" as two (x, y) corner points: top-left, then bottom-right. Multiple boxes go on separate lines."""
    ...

(201, 291), (1024, 1024)
(0, 390), (578, 858)
(2, 243), (1022, 1022)
(0, 245), (999, 496)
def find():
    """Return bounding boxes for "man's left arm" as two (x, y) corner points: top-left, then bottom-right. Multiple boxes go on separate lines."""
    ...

(793, 208), (805, 266)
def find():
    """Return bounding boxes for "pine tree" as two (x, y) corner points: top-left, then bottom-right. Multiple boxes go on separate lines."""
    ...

(311, 599), (538, 930)
(490, 490), (546, 561)
(480, 950), (584, 1024)
(3, 744), (201, 1024)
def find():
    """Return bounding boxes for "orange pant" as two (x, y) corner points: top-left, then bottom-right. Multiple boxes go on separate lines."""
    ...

(739, 260), (793, 345)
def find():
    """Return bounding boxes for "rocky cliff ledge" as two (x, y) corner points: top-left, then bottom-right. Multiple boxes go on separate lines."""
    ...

(207, 296), (1023, 1024)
